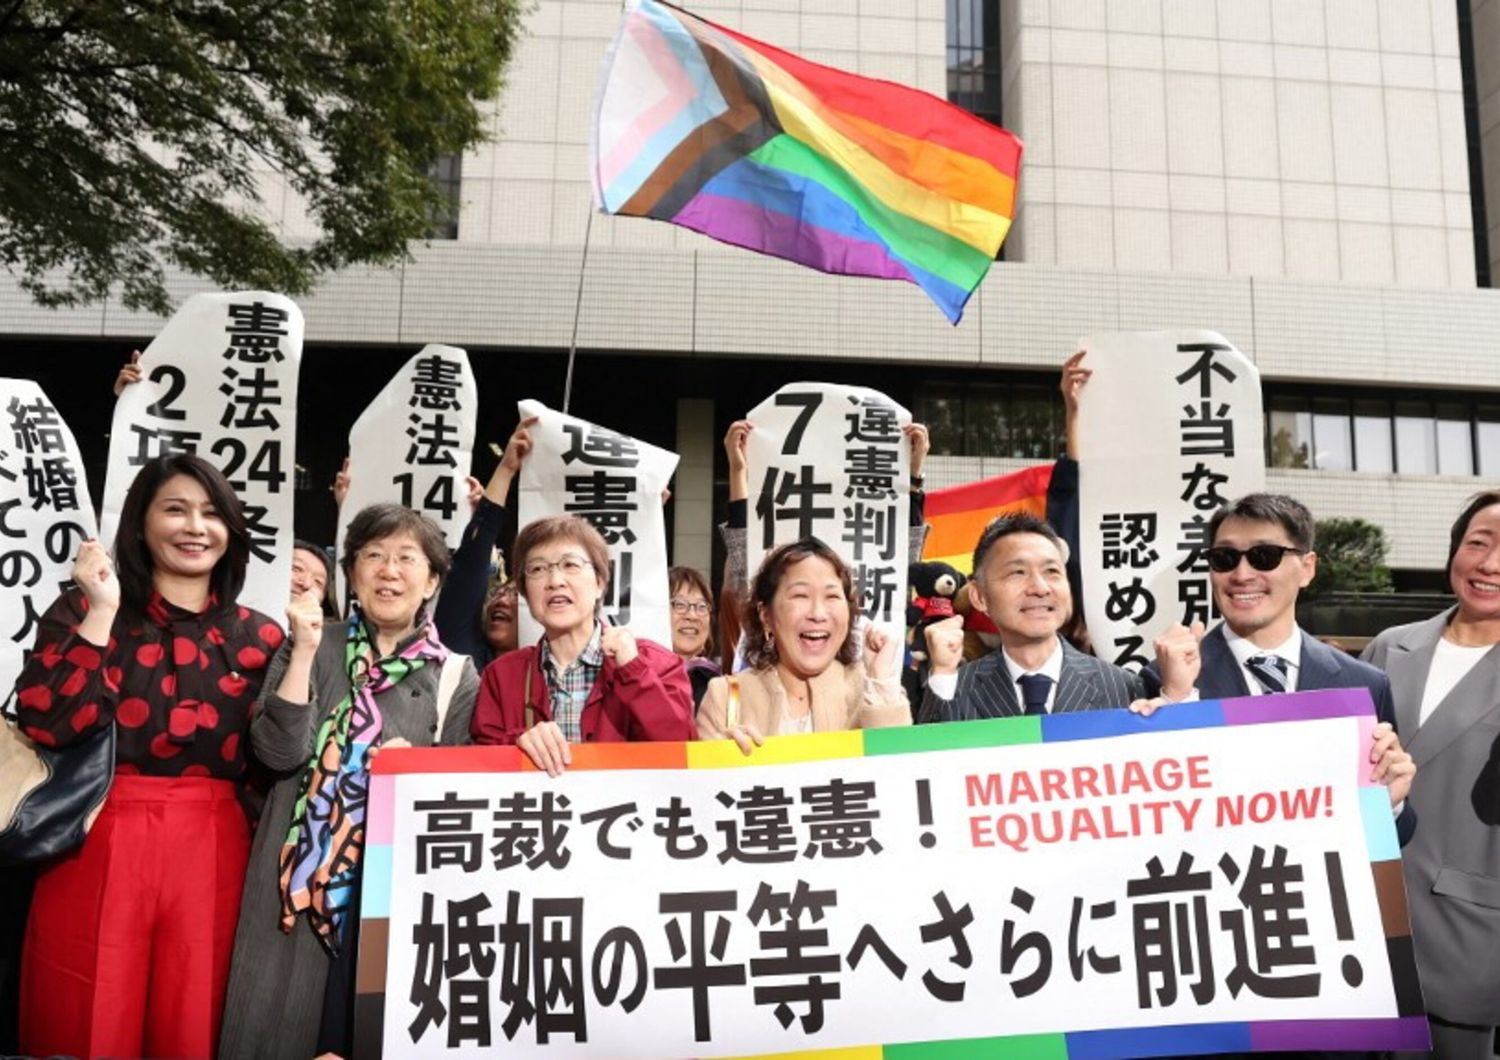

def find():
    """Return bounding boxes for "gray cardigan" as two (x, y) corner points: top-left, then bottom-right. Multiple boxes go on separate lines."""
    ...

(218, 631), (478, 1060)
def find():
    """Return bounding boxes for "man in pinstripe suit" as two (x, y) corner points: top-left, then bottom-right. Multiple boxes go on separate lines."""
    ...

(918, 514), (1143, 722)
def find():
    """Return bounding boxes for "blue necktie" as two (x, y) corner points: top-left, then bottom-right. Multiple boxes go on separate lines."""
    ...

(1245, 654), (1289, 695)
(1017, 673), (1053, 716)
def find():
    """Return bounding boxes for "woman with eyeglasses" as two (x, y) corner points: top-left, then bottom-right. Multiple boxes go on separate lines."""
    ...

(470, 515), (695, 772)
(698, 537), (910, 753)
(218, 503), (478, 1060)
(668, 565), (721, 711)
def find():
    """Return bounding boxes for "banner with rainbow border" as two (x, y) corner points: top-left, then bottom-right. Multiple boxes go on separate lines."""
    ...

(355, 688), (1427, 1058)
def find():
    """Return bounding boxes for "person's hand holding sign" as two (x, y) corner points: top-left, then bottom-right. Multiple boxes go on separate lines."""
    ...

(724, 420), (752, 502)
(112, 350), (143, 397)
(1369, 721), (1416, 808)
(518, 721), (571, 778)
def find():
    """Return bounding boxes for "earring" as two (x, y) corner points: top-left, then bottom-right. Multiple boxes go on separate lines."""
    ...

(766, 630), (776, 657)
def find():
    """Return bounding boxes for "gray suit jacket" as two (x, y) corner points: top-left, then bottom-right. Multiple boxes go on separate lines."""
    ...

(918, 637), (1143, 723)
(1363, 608), (1500, 1026)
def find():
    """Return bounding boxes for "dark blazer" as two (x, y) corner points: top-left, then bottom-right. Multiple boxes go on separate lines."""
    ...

(1363, 609), (1500, 1026)
(1145, 625), (1415, 846)
(917, 636), (1143, 723)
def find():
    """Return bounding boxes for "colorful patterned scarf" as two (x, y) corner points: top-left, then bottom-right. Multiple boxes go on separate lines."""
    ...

(278, 609), (448, 953)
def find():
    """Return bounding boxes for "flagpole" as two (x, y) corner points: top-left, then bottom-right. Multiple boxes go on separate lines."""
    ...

(562, 204), (595, 415)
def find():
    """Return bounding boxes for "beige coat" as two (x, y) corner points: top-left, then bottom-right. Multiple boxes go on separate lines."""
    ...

(697, 661), (910, 739)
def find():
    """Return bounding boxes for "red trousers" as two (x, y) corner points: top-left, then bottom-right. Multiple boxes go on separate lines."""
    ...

(21, 775), (250, 1060)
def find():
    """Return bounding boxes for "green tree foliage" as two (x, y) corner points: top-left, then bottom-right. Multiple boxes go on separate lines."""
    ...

(0, 0), (524, 314)
(1308, 517), (1395, 596)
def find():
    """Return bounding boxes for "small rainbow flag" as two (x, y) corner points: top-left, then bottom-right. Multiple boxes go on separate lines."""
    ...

(923, 464), (1053, 574)
(590, 0), (1023, 323)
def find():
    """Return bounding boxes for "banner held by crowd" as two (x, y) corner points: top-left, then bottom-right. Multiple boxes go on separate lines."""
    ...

(354, 688), (1424, 1058)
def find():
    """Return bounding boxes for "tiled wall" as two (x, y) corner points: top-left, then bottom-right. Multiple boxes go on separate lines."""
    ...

(1003, 0), (1476, 286)
(7, 246), (1500, 388)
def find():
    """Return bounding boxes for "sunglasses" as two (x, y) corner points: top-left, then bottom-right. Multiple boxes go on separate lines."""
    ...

(1205, 544), (1307, 573)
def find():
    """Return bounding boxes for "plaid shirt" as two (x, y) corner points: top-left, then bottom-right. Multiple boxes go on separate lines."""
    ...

(538, 623), (604, 742)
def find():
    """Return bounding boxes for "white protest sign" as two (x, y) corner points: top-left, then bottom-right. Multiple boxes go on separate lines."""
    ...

(336, 346), (478, 609)
(357, 690), (1426, 1058)
(515, 400), (679, 648)
(101, 292), (302, 620)
(0, 380), (97, 696)
(1077, 331), (1264, 671)
(747, 383), (910, 671)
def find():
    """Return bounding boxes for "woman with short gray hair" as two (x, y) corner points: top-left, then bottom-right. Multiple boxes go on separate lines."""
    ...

(219, 503), (479, 1060)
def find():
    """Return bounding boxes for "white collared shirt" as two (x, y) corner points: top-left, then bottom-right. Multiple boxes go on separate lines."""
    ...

(1223, 625), (1303, 695)
(928, 637), (1065, 712)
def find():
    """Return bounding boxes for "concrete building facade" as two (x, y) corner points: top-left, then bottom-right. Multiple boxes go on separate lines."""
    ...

(2, 0), (1498, 587)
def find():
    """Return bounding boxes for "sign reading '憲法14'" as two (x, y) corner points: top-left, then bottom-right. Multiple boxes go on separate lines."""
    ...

(355, 689), (1427, 1059)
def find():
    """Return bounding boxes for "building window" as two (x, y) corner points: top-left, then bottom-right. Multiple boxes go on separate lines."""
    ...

(1478, 406), (1500, 475)
(1352, 399), (1393, 472)
(917, 380), (1062, 459)
(1267, 394), (1312, 469)
(947, 0), (1001, 126)
(1436, 403), (1474, 476)
(1394, 401), (1436, 474)
(427, 154), (461, 240)
(1267, 385), (1500, 477)
(1310, 397), (1352, 471)
(921, 383), (966, 457)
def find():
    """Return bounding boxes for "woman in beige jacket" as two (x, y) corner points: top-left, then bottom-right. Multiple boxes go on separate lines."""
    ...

(697, 538), (910, 749)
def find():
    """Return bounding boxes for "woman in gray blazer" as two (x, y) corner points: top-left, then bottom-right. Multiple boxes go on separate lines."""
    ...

(219, 504), (478, 1060)
(1362, 490), (1500, 1060)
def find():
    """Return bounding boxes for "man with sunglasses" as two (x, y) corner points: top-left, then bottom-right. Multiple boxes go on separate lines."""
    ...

(1145, 493), (1415, 845)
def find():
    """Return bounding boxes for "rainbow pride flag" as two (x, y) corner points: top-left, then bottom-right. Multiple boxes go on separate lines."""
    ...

(590, 0), (1023, 323)
(923, 463), (1053, 573)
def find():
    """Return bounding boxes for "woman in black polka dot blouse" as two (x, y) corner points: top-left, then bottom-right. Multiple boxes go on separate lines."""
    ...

(13, 453), (282, 1060)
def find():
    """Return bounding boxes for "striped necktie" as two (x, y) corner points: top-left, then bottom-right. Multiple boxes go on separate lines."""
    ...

(1017, 673), (1053, 716)
(1245, 654), (1290, 695)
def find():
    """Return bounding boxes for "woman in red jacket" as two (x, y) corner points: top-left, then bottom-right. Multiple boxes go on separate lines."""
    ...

(470, 515), (693, 769)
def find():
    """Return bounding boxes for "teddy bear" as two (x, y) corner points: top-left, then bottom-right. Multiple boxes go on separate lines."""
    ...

(905, 560), (967, 665)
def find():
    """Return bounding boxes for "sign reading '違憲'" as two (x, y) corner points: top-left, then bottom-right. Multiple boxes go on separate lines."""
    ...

(515, 400), (678, 648)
